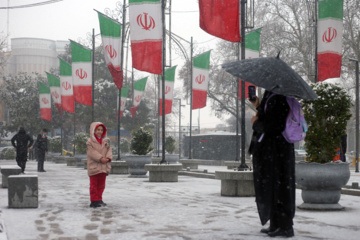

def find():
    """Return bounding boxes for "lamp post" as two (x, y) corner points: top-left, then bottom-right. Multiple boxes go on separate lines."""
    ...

(174, 98), (185, 158)
(350, 58), (359, 173)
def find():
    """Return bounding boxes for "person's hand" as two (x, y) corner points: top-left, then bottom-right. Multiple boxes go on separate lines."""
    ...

(250, 96), (260, 108)
(101, 158), (108, 163)
(251, 115), (258, 125)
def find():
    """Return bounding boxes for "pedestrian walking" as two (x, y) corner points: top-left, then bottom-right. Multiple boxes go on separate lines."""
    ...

(35, 128), (48, 172)
(11, 127), (34, 173)
(249, 90), (296, 238)
(87, 122), (112, 208)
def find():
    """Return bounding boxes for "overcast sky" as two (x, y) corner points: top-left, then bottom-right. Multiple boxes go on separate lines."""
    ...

(0, 0), (230, 130)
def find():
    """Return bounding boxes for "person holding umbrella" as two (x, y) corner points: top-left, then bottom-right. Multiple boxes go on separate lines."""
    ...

(249, 91), (295, 237)
(222, 55), (318, 238)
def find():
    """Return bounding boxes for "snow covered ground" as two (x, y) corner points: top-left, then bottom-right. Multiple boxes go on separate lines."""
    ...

(0, 160), (360, 240)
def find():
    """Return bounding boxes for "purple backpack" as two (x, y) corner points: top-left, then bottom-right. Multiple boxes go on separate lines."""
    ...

(265, 94), (308, 143)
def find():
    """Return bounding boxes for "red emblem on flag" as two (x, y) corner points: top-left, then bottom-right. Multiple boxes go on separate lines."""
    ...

(137, 13), (155, 30)
(120, 100), (125, 107)
(322, 27), (337, 43)
(52, 91), (59, 99)
(41, 97), (49, 105)
(195, 74), (205, 84)
(135, 95), (142, 102)
(62, 82), (71, 90)
(165, 86), (171, 94)
(76, 68), (88, 79)
(105, 45), (117, 59)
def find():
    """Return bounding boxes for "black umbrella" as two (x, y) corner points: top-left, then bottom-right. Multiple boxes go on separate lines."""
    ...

(222, 55), (318, 100)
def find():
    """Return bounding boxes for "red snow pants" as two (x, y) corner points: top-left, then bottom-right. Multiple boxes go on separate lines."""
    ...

(89, 173), (107, 202)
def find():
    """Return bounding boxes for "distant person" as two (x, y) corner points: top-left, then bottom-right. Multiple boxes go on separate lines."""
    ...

(249, 91), (296, 238)
(11, 127), (34, 173)
(87, 122), (112, 208)
(35, 129), (48, 172)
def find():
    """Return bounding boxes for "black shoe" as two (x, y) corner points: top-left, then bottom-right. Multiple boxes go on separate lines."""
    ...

(99, 201), (107, 207)
(268, 228), (294, 238)
(90, 201), (101, 208)
(41, 170), (46, 172)
(260, 227), (276, 234)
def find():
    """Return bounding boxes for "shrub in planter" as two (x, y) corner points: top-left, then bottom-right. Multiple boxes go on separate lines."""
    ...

(303, 83), (352, 163)
(49, 136), (62, 153)
(72, 132), (88, 154)
(130, 128), (153, 155)
(120, 138), (130, 153)
(4, 148), (15, 159)
(165, 136), (176, 154)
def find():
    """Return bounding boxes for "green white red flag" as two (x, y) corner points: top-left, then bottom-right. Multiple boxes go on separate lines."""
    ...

(192, 51), (211, 110)
(117, 86), (129, 119)
(97, 11), (123, 91)
(59, 58), (74, 113)
(160, 66), (177, 115)
(317, 0), (343, 82)
(130, 77), (148, 118)
(199, 0), (240, 42)
(239, 29), (261, 100)
(129, 0), (162, 74)
(39, 82), (51, 121)
(46, 72), (61, 115)
(71, 40), (92, 106)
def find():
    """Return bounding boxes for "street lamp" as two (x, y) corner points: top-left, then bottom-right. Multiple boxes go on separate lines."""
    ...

(174, 98), (185, 158)
(350, 58), (359, 173)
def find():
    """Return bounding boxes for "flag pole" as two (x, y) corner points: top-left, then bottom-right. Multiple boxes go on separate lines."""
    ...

(92, 28), (95, 123)
(160, 0), (166, 164)
(157, 75), (160, 157)
(238, 0), (248, 170)
(117, 0), (127, 161)
(60, 109), (63, 155)
(189, 37), (193, 159)
(73, 103), (76, 156)
(314, 0), (318, 83)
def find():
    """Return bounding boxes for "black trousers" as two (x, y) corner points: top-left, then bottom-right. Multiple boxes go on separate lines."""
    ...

(17, 161), (26, 172)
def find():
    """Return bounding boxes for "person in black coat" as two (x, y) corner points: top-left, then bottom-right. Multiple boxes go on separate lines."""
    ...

(35, 128), (48, 172)
(249, 90), (295, 238)
(11, 127), (34, 173)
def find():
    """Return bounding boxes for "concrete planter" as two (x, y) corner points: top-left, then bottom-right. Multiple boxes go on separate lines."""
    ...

(110, 161), (129, 174)
(66, 157), (77, 167)
(215, 170), (255, 197)
(81, 159), (87, 169)
(124, 155), (151, 177)
(296, 161), (350, 210)
(145, 164), (183, 182)
(151, 154), (179, 164)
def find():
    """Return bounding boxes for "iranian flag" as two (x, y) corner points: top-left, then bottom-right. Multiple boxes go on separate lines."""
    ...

(192, 51), (211, 110)
(97, 11), (123, 91)
(59, 58), (74, 113)
(129, 0), (162, 74)
(71, 40), (92, 106)
(117, 86), (129, 119)
(39, 82), (51, 121)
(159, 66), (177, 115)
(130, 77), (148, 118)
(199, 0), (240, 42)
(239, 29), (261, 100)
(46, 72), (62, 115)
(317, 0), (343, 82)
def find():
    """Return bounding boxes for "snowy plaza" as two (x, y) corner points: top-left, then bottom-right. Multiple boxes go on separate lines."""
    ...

(0, 160), (360, 240)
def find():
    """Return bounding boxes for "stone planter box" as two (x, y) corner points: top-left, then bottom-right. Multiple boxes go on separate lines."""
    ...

(110, 161), (129, 174)
(224, 160), (252, 170)
(145, 164), (183, 182)
(124, 155), (151, 177)
(215, 170), (255, 197)
(82, 159), (87, 169)
(1, 165), (22, 188)
(296, 161), (350, 210)
(66, 157), (77, 167)
(151, 154), (179, 164)
(178, 159), (205, 169)
(53, 156), (68, 164)
(8, 175), (38, 208)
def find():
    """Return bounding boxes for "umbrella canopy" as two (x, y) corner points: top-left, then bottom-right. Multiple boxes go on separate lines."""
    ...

(222, 56), (318, 100)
